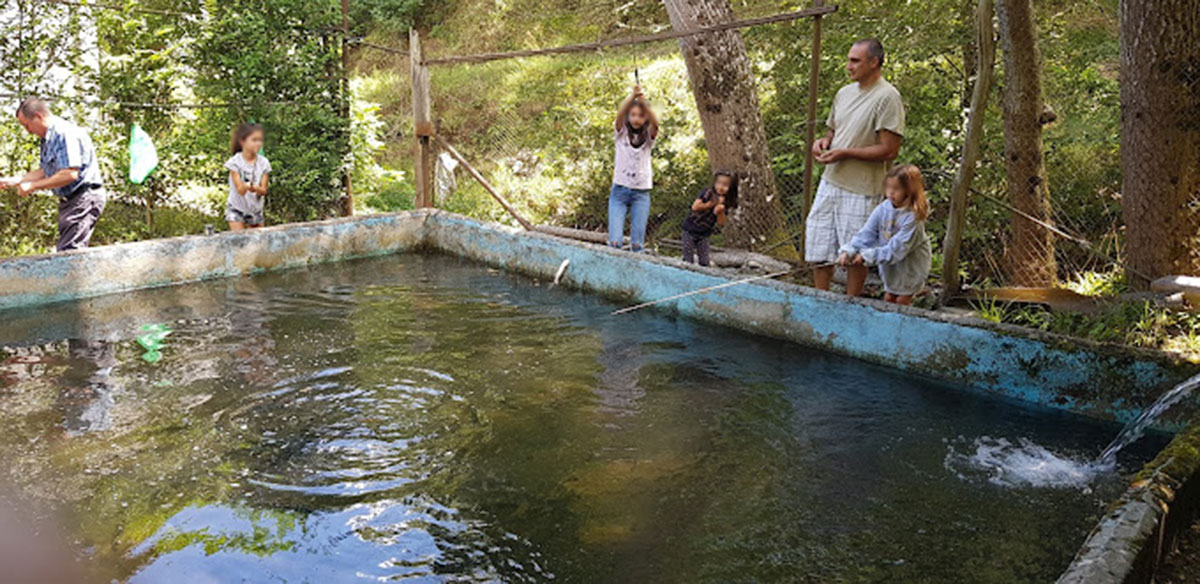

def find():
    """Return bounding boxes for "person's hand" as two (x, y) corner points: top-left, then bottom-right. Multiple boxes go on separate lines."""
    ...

(714, 203), (726, 215)
(815, 148), (849, 164)
(811, 137), (831, 157)
(850, 253), (865, 266)
(632, 84), (644, 97)
(17, 181), (35, 197)
(836, 252), (850, 266)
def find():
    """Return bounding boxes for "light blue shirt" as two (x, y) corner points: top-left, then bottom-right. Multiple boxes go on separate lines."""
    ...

(840, 199), (932, 296)
(40, 116), (104, 197)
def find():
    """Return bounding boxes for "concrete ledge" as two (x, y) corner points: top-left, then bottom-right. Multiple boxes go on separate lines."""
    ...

(424, 211), (1199, 426)
(0, 211), (429, 311)
(1058, 421), (1200, 583)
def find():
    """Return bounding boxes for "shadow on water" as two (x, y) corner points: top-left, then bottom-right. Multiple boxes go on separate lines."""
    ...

(0, 254), (1171, 583)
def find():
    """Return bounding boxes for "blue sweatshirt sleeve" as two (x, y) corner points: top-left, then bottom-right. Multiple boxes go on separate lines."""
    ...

(839, 204), (885, 256)
(861, 211), (921, 266)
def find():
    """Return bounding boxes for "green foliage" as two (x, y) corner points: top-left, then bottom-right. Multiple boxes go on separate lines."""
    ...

(349, 0), (425, 34)
(194, 0), (346, 223)
(0, 0), (350, 255)
(970, 297), (1200, 358)
(362, 170), (415, 212)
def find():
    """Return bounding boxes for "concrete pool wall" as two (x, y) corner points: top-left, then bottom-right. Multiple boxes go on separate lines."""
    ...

(1058, 421), (1200, 584)
(0, 208), (1196, 427)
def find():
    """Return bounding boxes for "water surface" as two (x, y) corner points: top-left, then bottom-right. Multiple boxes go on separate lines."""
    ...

(0, 254), (1166, 583)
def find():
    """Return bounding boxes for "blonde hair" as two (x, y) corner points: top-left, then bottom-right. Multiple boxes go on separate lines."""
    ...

(886, 164), (929, 221)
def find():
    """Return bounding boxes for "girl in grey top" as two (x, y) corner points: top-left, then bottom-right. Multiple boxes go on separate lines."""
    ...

(838, 164), (932, 304)
(225, 123), (272, 230)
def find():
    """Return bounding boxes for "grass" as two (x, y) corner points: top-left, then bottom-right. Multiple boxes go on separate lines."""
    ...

(971, 295), (1200, 359)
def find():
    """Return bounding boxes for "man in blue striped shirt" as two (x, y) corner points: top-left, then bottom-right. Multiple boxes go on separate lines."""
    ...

(1, 98), (107, 252)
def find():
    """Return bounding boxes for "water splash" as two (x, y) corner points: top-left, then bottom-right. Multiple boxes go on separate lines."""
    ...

(949, 372), (1200, 489)
(946, 436), (1104, 489)
(1097, 371), (1200, 464)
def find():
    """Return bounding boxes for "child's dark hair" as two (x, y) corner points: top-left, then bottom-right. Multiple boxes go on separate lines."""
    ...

(713, 170), (739, 209)
(231, 122), (264, 154)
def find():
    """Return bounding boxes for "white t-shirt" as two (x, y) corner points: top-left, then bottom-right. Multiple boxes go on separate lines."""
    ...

(225, 152), (272, 216)
(612, 126), (655, 190)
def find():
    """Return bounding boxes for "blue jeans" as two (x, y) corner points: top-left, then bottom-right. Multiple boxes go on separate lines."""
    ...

(607, 184), (650, 252)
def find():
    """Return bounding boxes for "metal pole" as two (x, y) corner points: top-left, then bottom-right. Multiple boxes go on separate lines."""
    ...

(799, 0), (824, 260)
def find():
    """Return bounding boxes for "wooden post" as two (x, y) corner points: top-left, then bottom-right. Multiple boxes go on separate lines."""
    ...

(941, 0), (995, 302)
(799, 0), (824, 259)
(410, 29), (434, 209)
(341, 0), (354, 216)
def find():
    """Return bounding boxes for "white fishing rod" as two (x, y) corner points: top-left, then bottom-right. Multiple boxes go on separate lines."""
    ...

(612, 262), (838, 316)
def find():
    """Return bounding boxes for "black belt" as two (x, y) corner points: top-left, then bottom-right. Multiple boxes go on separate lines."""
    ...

(67, 183), (103, 197)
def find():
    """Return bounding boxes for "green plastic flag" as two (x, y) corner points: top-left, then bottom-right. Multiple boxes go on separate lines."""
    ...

(128, 123), (159, 185)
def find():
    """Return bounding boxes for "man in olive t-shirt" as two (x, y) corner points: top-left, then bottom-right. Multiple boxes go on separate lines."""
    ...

(806, 38), (905, 296)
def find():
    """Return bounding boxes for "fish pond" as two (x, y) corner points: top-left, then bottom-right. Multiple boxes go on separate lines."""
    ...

(0, 254), (1168, 583)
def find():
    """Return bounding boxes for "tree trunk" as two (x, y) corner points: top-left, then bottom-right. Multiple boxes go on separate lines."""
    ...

(996, 0), (1056, 286)
(1120, 0), (1200, 287)
(662, 0), (796, 259)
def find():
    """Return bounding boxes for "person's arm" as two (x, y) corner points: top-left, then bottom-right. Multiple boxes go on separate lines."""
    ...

(714, 200), (728, 228)
(1, 169), (44, 189)
(691, 192), (718, 212)
(251, 172), (269, 196)
(17, 168), (77, 197)
(838, 205), (884, 263)
(816, 130), (901, 164)
(646, 101), (660, 140)
(860, 213), (921, 266)
(614, 85), (644, 132)
(230, 170), (251, 196)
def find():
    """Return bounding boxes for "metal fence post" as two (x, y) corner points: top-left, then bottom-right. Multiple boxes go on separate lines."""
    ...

(799, 0), (824, 260)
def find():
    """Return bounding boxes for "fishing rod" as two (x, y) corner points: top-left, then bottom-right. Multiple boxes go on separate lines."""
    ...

(612, 261), (838, 315)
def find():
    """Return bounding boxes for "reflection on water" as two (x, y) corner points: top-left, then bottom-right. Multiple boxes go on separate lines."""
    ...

(0, 254), (1169, 583)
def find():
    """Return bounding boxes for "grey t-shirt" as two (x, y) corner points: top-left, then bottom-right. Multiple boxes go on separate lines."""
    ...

(612, 126), (655, 190)
(225, 153), (272, 216)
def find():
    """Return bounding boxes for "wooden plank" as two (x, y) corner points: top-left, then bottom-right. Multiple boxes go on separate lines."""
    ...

(410, 29), (434, 209)
(434, 135), (535, 231)
(424, 5), (839, 66)
(940, 0), (996, 300)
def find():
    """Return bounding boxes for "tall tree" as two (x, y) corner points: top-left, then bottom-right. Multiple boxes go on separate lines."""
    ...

(662, 0), (796, 259)
(1120, 0), (1200, 286)
(996, 0), (1056, 286)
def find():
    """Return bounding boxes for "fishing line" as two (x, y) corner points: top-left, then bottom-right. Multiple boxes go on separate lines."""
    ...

(612, 261), (838, 315)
